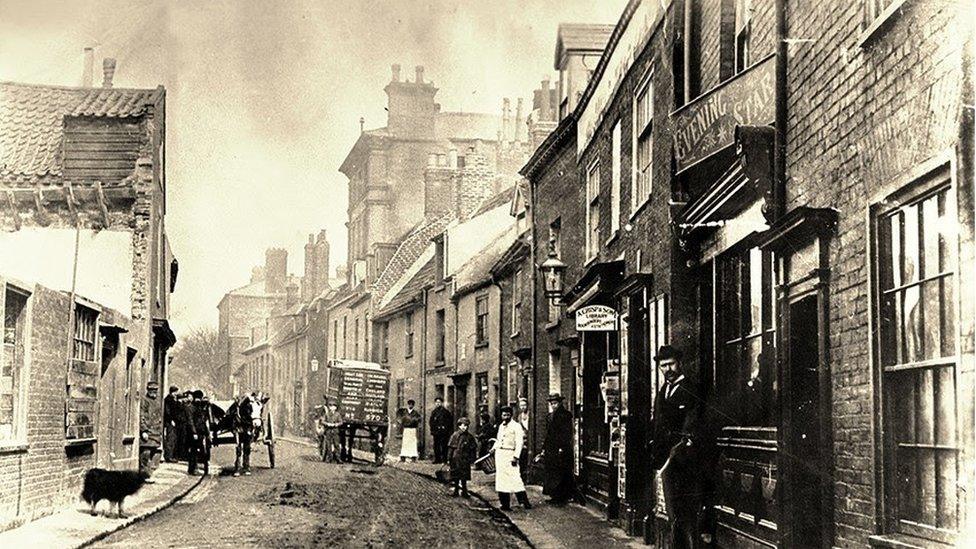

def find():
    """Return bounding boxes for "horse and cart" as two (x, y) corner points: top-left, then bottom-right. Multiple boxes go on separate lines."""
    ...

(211, 394), (275, 474)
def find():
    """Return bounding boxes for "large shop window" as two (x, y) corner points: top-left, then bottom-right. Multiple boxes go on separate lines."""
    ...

(2, 288), (28, 441)
(716, 246), (775, 426)
(874, 171), (960, 544)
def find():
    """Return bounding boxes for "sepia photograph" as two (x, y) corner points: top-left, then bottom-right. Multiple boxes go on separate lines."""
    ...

(0, 0), (973, 547)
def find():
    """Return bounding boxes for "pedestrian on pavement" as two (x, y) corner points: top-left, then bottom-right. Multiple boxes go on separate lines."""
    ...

(492, 406), (531, 511)
(648, 345), (704, 549)
(447, 417), (478, 498)
(139, 381), (163, 475)
(163, 386), (182, 462)
(321, 402), (342, 462)
(516, 397), (530, 482)
(536, 393), (579, 505)
(429, 397), (453, 464)
(187, 390), (213, 476)
(399, 399), (421, 462)
(476, 405), (494, 457)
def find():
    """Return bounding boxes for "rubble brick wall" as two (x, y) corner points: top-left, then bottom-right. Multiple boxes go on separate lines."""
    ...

(785, 1), (972, 545)
(0, 284), (95, 532)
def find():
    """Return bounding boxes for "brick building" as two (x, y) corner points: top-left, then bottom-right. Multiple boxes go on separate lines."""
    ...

(524, 0), (974, 547)
(0, 58), (177, 529)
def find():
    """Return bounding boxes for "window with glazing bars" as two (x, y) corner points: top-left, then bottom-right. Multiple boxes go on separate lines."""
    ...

(475, 295), (489, 346)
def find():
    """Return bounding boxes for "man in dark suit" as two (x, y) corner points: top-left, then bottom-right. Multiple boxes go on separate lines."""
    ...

(429, 397), (453, 464)
(649, 345), (705, 549)
(539, 393), (578, 505)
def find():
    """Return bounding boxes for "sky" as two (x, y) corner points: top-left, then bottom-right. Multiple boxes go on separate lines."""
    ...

(0, 0), (626, 334)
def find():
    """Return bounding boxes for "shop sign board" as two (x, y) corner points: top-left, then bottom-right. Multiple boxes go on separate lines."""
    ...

(576, 305), (618, 331)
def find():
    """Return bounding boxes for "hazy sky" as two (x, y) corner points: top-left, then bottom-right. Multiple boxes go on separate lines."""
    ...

(0, 0), (626, 333)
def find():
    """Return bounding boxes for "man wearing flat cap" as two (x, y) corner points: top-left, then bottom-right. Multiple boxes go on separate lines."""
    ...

(537, 393), (577, 505)
(649, 344), (705, 549)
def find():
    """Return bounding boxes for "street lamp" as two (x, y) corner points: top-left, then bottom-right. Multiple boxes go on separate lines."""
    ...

(539, 237), (567, 300)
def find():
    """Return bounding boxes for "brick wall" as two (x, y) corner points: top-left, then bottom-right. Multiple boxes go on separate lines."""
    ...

(784, 1), (972, 545)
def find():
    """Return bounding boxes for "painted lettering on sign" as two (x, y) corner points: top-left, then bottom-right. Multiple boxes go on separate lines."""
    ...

(576, 305), (618, 331)
(673, 55), (775, 173)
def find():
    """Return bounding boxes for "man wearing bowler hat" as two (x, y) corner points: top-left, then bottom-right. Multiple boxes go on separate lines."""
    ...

(536, 393), (578, 505)
(649, 344), (706, 549)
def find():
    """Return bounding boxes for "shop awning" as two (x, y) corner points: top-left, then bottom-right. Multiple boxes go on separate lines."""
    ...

(564, 260), (624, 313)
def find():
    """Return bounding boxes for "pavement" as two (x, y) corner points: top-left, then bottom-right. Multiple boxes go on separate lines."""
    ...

(0, 461), (205, 549)
(282, 435), (646, 549)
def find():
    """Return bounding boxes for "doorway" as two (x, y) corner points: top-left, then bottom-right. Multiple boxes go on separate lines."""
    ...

(785, 295), (823, 547)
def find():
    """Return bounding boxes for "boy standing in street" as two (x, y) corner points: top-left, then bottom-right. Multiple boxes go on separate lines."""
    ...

(447, 417), (478, 498)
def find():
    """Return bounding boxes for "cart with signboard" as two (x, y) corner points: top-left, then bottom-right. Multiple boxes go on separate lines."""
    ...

(326, 359), (390, 466)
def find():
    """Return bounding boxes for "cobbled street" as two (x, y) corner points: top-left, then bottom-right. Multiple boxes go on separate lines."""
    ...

(92, 441), (528, 548)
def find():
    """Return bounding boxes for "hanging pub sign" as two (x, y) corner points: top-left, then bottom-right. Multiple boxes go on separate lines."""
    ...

(576, 305), (618, 331)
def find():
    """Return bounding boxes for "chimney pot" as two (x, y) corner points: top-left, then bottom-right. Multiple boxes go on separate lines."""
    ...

(391, 64), (401, 82)
(415, 65), (424, 84)
(82, 48), (94, 87)
(102, 58), (116, 88)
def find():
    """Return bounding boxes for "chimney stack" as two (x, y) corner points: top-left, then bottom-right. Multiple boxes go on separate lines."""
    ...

(502, 98), (512, 142)
(515, 98), (525, 143)
(82, 48), (94, 87)
(541, 76), (552, 121)
(391, 63), (401, 82)
(102, 58), (116, 88)
(415, 65), (424, 84)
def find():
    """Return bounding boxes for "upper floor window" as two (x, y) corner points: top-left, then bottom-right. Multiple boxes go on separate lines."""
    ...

(586, 162), (601, 262)
(405, 311), (415, 358)
(512, 268), (522, 335)
(633, 72), (653, 213)
(611, 121), (622, 235)
(873, 168), (962, 544)
(354, 318), (360, 359)
(434, 234), (446, 282)
(72, 305), (98, 362)
(475, 295), (489, 347)
(379, 321), (389, 363)
(734, 0), (752, 74)
(2, 288), (28, 441)
(435, 309), (446, 363)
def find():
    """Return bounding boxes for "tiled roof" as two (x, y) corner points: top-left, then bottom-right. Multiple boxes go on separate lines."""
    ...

(375, 256), (435, 319)
(371, 213), (454, 304)
(472, 184), (516, 218)
(555, 23), (615, 66)
(0, 81), (163, 182)
(454, 225), (518, 297)
(490, 233), (529, 277)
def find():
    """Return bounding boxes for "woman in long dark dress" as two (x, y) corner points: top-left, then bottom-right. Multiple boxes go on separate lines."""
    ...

(447, 417), (479, 498)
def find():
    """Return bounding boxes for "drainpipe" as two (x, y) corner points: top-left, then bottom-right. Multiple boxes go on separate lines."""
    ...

(527, 181), (538, 454)
(773, 0), (787, 220)
(420, 293), (428, 455)
(490, 276), (504, 413)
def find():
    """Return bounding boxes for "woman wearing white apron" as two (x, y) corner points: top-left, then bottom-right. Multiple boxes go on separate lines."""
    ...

(399, 399), (421, 461)
(492, 406), (532, 511)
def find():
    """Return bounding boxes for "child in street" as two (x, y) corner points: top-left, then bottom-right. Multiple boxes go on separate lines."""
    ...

(322, 402), (343, 463)
(447, 417), (479, 498)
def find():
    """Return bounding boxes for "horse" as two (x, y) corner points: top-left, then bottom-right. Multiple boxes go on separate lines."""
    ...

(215, 394), (274, 475)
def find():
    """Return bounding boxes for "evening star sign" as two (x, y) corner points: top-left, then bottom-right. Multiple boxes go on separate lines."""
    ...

(576, 305), (618, 331)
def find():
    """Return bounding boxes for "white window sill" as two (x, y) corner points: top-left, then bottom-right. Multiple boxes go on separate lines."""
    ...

(630, 197), (651, 221)
(857, 0), (909, 48)
(584, 255), (598, 268)
(605, 231), (620, 246)
(0, 440), (29, 454)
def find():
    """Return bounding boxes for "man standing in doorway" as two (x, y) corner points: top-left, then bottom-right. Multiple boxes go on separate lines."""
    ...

(399, 399), (421, 462)
(649, 345), (704, 549)
(163, 386), (182, 462)
(429, 397), (453, 464)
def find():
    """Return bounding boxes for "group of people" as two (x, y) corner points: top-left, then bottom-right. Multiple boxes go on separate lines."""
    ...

(162, 387), (275, 477)
(162, 386), (216, 476)
(313, 401), (343, 462)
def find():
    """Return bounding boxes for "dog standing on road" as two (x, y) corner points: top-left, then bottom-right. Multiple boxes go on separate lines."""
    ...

(81, 468), (151, 518)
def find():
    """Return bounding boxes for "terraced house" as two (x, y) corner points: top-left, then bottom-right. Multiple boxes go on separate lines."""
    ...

(0, 56), (177, 530)
(526, 0), (973, 547)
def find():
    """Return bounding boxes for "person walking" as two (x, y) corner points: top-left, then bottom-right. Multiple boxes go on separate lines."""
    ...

(537, 393), (578, 505)
(429, 397), (453, 464)
(447, 417), (478, 498)
(492, 406), (531, 511)
(476, 405), (494, 457)
(649, 345), (704, 549)
(163, 386), (182, 462)
(321, 402), (342, 462)
(399, 399), (421, 462)
(187, 390), (213, 476)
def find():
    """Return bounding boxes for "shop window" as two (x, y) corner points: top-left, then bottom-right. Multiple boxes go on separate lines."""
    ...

(874, 170), (961, 543)
(1, 288), (28, 441)
(405, 311), (415, 358)
(475, 295), (489, 347)
(715, 246), (775, 427)
(586, 162), (601, 261)
(633, 71), (653, 213)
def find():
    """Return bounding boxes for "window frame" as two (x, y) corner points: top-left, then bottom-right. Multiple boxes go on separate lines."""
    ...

(379, 321), (389, 363)
(870, 162), (963, 545)
(475, 294), (490, 347)
(511, 268), (522, 336)
(435, 309), (446, 364)
(586, 161), (601, 262)
(610, 120), (622, 236)
(632, 69), (654, 215)
(405, 311), (415, 358)
(1, 284), (31, 445)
